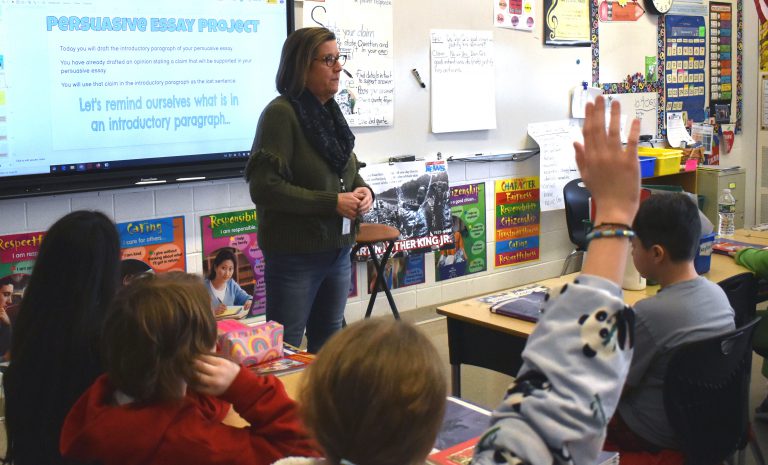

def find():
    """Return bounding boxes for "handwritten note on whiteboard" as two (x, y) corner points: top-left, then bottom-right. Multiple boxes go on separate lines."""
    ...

(430, 29), (496, 133)
(528, 120), (583, 212)
(606, 92), (659, 138)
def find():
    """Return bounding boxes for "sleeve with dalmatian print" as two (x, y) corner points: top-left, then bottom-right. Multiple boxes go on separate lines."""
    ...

(472, 274), (635, 465)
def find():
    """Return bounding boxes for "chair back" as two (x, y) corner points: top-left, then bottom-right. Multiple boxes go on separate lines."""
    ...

(718, 272), (759, 327)
(562, 178), (591, 250)
(663, 317), (761, 465)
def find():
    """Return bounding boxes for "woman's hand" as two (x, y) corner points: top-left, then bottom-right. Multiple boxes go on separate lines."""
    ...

(337, 192), (361, 219)
(192, 354), (241, 396)
(353, 187), (373, 215)
(573, 96), (641, 226)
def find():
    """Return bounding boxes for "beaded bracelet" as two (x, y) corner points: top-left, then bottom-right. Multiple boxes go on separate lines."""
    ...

(585, 228), (635, 242)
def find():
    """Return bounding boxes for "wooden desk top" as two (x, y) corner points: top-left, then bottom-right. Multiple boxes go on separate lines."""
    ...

(437, 230), (768, 338)
(222, 370), (305, 428)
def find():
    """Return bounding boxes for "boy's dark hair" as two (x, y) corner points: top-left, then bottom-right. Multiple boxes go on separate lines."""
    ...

(103, 272), (216, 403)
(633, 193), (701, 262)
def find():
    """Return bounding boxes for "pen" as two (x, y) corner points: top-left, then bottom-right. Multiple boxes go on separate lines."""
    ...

(343, 69), (353, 78)
(411, 68), (426, 88)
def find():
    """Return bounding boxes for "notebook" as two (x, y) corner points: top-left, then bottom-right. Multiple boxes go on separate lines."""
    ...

(485, 284), (548, 322)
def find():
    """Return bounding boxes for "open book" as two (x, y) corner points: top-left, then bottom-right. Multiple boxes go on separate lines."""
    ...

(215, 305), (249, 321)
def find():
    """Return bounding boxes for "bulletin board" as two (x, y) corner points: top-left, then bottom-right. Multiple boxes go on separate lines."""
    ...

(591, 0), (743, 137)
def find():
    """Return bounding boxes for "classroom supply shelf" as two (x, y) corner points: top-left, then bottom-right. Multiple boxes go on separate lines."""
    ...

(643, 170), (697, 194)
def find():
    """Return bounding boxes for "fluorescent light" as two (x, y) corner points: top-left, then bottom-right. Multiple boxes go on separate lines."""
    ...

(176, 176), (206, 182)
(135, 178), (167, 185)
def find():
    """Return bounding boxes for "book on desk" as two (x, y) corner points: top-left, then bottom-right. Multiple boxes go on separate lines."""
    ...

(712, 238), (768, 255)
(478, 284), (548, 322)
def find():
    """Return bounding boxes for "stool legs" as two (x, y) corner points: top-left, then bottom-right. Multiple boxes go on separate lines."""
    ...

(364, 240), (400, 320)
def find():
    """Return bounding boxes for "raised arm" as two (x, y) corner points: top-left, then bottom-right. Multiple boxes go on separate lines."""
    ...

(473, 97), (640, 465)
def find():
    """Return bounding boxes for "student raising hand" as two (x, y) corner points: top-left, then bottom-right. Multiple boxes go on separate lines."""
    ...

(573, 96), (641, 228)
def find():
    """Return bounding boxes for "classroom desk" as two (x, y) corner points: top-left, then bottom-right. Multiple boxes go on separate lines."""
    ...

(436, 230), (768, 397)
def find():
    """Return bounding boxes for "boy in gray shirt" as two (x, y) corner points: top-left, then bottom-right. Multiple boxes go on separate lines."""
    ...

(608, 193), (734, 451)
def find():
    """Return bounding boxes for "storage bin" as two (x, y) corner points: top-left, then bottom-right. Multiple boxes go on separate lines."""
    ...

(638, 147), (684, 176)
(639, 156), (656, 178)
(694, 232), (716, 275)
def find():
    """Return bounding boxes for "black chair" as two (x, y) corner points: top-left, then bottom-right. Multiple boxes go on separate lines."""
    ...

(664, 317), (765, 465)
(561, 178), (591, 275)
(718, 272), (759, 328)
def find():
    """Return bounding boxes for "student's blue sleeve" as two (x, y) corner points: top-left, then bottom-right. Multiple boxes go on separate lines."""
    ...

(472, 274), (635, 465)
(229, 280), (253, 306)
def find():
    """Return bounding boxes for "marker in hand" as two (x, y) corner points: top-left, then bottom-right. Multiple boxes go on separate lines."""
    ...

(411, 69), (426, 88)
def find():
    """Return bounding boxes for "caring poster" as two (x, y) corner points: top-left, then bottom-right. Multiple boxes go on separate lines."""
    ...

(200, 209), (265, 317)
(495, 177), (541, 267)
(435, 182), (488, 281)
(117, 216), (186, 274)
(0, 231), (45, 309)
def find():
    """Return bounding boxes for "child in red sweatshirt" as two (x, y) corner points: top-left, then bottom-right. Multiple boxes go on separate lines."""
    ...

(60, 272), (319, 465)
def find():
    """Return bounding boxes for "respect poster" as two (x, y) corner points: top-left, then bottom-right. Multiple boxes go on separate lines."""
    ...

(436, 183), (487, 281)
(495, 177), (541, 267)
(200, 209), (265, 317)
(117, 216), (186, 274)
(0, 232), (45, 309)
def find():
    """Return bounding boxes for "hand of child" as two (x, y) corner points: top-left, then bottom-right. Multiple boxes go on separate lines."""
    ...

(243, 300), (252, 312)
(573, 96), (641, 227)
(192, 354), (241, 396)
(0, 308), (9, 326)
(214, 303), (227, 316)
(728, 246), (746, 257)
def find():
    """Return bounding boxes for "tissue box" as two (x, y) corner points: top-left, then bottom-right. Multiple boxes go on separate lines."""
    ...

(694, 232), (716, 275)
(217, 320), (284, 367)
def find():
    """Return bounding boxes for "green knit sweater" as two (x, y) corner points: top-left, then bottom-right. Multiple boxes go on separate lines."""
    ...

(245, 96), (370, 254)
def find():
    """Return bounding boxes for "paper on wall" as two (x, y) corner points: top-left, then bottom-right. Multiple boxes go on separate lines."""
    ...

(667, 112), (695, 147)
(528, 120), (582, 211)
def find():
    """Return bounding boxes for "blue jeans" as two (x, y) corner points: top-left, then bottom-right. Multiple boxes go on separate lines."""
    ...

(263, 247), (351, 353)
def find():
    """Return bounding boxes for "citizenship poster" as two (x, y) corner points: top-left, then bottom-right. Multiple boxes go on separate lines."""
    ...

(0, 231), (45, 310)
(117, 216), (186, 274)
(544, 0), (590, 46)
(435, 183), (488, 282)
(360, 160), (452, 257)
(200, 209), (265, 317)
(367, 253), (425, 292)
(304, 0), (394, 127)
(494, 177), (541, 268)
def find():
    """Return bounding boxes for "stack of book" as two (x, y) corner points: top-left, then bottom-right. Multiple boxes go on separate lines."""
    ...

(478, 284), (549, 322)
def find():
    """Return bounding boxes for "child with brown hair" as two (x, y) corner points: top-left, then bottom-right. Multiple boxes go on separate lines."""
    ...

(60, 272), (319, 465)
(275, 318), (447, 465)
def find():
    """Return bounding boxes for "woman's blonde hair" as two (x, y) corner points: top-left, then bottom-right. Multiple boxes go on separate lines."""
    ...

(103, 272), (217, 403)
(276, 27), (336, 98)
(300, 319), (447, 465)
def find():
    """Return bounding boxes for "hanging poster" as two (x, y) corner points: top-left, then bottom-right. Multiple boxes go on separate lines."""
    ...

(709, 3), (733, 123)
(304, 0), (394, 127)
(430, 29), (497, 133)
(544, 0), (590, 45)
(495, 0), (536, 31)
(200, 209), (265, 317)
(435, 183), (488, 282)
(366, 253), (425, 292)
(664, 15), (707, 123)
(528, 119), (582, 212)
(117, 216), (186, 279)
(360, 160), (452, 257)
(495, 177), (540, 268)
(0, 231), (44, 314)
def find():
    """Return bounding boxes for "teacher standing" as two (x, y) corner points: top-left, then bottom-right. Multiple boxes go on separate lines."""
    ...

(246, 27), (373, 353)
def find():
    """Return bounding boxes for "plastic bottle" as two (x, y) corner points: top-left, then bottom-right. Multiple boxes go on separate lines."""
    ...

(717, 188), (736, 238)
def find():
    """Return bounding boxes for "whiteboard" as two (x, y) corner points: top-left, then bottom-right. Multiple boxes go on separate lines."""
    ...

(296, 0), (593, 163)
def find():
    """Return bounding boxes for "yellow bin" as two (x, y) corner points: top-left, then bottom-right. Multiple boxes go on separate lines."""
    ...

(638, 147), (683, 176)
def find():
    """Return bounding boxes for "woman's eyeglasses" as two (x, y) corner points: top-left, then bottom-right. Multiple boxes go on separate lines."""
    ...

(315, 54), (347, 67)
